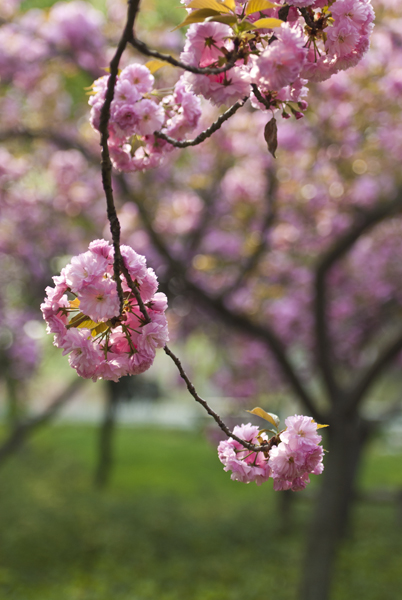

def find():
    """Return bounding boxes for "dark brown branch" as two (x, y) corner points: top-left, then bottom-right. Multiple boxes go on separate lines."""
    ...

(120, 186), (321, 421)
(314, 195), (402, 403)
(220, 171), (277, 297)
(347, 330), (402, 414)
(128, 36), (239, 76)
(155, 97), (248, 148)
(299, 7), (316, 30)
(94, 383), (119, 488)
(0, 378), (83, 465)
(251, 84), (271, 109)
(164, 345), (277, 452)
(96, 0), (266, 450)
(99, 0), (141, 313)
(0, 127), (95, 162)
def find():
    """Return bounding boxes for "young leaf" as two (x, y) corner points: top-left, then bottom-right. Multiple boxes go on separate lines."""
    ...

(245, 0), (278, 15)
(91, 322), (109, 337)
(223, 0), (236, 10)
(186, 0), (232, 13)
(259, 428), (279, 436)
(77, 318), (97, 330)
(145, 59), (167, 74)
(173, 8), (221, 30)
(69, 298), (80, 309)
(246, 407), (280, 428)
(316, 423), (329, 429)
(252, 17), (283, 28)
(264, 117), (278, 158)
(68, 312), (88, 327)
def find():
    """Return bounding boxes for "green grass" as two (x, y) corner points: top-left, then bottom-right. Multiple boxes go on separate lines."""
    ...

(0, 426), (401, 600)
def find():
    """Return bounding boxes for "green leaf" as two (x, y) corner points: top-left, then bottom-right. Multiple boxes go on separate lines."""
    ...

(252, 17), (283, 28)
(246, 407), (280, 428)
(245, 0), (278, 15)
(173, 8), (221, 29)
(206, 14), (237, 24)
(186, 0), (233, 13)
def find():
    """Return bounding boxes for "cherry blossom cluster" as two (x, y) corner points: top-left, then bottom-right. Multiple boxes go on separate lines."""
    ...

(218, 415), (325, 491)
(89, 64), (201, 172)
(41, 240), (169, 382)
(88, 0), (374, 171)
(181, 0), (374, 107)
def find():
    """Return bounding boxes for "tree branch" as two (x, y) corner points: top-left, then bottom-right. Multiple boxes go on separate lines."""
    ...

(347, 329), (402, 414)
(164, 345), (277, 452)
(98, 0), (141, 313)
(0, 378), (83, 465)
(120, 184), (322, 421)
(128, 36), (239, 76)
(219, 171), (277, 297)
(155, 97), (248, 148)
(0, 127), (95, 162)
(314, 195), (402, 403)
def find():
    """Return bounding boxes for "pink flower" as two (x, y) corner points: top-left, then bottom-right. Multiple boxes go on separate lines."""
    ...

(180, 22), (232, 68)
(112, 103), (140, 136)
(42, 240), (169, 382)
(63, 250), (108, 293)
(149, 292), (168, 313)
(326, 22), (361, 57)
(133, 99), (165, 135)
(119, 63), (154, 95)
(268, 439), (305, 480)
(120, 244), (147, 280)
(114, 78), (141, 105)
(79, 278), (120, 322)
(62, 328), (102, 380)
(251, 24), (307, 91)
(331, 0), (371, 26)
(217, 423), (271, 486)
(137, 318), (169, 356)
(280, 414), (322, 445)
(183, 67), (250, 107)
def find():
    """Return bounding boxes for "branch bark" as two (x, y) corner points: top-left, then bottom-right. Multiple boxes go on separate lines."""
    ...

(128, 36), (239, 76)
(120, 183), (321, 421)
(314, 195), (402, 403)
(347, 329), (402, 413)
(155, 97), (248, 148)
(0, 378), (83, 465)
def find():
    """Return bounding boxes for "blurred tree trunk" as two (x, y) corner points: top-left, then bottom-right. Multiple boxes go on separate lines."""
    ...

(299, 412), (369, 600)
(5, 378), (23, 429)
(94, 381), (120, 488)
(277, 489), (294, 534)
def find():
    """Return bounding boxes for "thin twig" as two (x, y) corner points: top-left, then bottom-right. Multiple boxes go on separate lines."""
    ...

(96, 0), (263, 452)
(129, 36), (239, 76)
(98, 0), (141, 313)
(0, 378), (84, 465)
(314, 195), (402, 404)
(164, 345), (277, 452)
(251, 84), (271, 109)
(121, 185), (322, 422)
(347, 330), (402, 414)
(155, 97), (249, 148)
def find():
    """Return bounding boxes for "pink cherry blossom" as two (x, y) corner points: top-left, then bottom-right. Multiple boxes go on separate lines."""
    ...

(41, 240), (169, 382)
